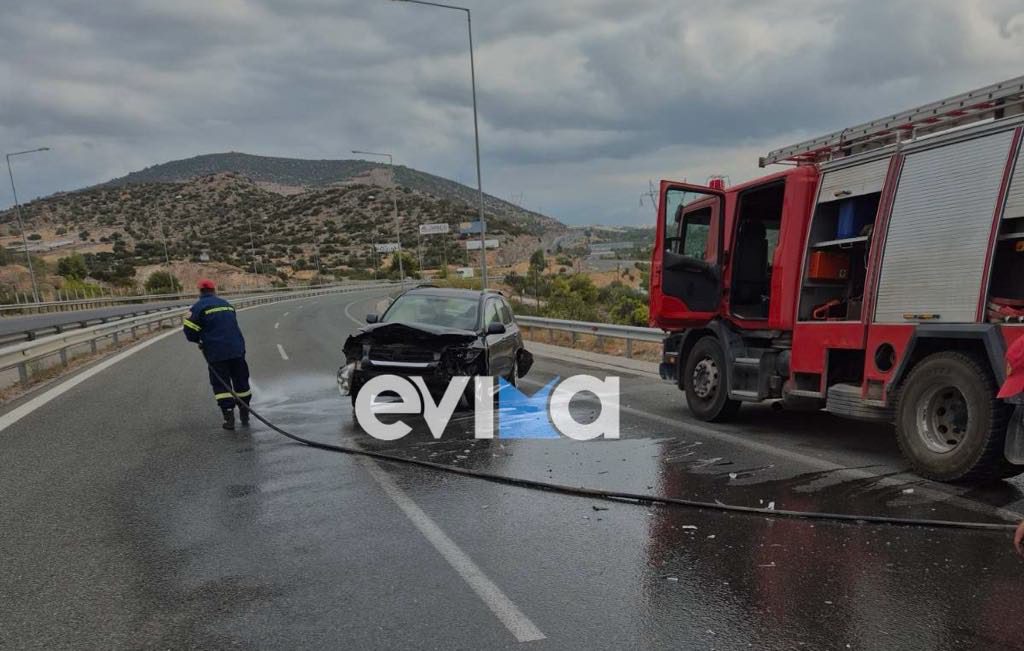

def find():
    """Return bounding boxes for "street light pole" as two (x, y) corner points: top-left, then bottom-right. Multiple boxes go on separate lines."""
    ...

(313, 244), (323, 285)
(5, 147), (50, 303)
(352, 150), (404, 288)
(391, 0), (488, 288)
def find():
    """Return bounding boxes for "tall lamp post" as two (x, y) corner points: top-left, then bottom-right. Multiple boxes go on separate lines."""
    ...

(5, 147), (50, 303)
(352, 150), (404, 287)
(391, 0), (488, 287)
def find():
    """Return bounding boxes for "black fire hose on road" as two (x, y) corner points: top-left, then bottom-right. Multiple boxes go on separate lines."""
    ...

(209, 366), (1020, 534)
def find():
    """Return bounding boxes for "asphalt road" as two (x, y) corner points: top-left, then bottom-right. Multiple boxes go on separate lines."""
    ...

(2, 288), (1024, 649)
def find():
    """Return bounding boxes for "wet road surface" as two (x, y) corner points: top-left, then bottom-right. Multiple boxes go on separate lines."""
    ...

(2, 289), (1024, 649)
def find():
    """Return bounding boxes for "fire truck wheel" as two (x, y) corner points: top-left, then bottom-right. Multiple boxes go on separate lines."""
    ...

(895, 352), (1013, 482)
(683, 336), (741, 422)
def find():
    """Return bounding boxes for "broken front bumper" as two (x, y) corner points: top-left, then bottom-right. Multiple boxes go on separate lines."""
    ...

(338, 357), (472, 398)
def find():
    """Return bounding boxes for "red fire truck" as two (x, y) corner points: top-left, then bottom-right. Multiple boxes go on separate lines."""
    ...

(650, 76), (1024, 482)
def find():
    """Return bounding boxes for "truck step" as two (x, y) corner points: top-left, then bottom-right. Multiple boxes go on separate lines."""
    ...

(786, 388), (824, 399)
(733, 357), (761, 369)
(825, 383), (894, 423)
(729, 389), (761, 401)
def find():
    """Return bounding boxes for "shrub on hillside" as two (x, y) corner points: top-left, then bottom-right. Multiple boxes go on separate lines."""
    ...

(144, 271), (182, 295)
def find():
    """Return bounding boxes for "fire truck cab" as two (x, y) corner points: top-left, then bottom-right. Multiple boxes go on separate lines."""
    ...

(651, 76), (1024, 482)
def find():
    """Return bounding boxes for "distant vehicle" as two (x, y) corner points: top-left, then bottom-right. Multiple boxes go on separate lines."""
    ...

(649, 75), (1024, 482)
(338, 287), (533, 406)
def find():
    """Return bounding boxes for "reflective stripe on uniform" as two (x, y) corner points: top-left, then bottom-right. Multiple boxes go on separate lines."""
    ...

(235, 390), (252, 398)
(204, 306), (235, 315)
(183, 318), (201, 331)
(214, 392), (234, 400)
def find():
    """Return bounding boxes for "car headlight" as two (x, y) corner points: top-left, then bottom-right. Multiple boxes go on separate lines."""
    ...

(337, 363), (355, 395)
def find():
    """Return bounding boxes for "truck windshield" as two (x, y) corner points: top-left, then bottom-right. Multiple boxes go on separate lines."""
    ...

(382, 294), (479, 331)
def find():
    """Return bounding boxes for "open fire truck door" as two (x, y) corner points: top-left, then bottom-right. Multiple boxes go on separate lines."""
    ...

(651, 181), (727, 329)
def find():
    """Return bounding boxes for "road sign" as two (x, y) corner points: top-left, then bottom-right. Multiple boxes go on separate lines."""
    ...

(465, 239), (499, 251)
(375, 242), (400, 253)
(419, 223), (450, 236)
(459, 221), (483, 235)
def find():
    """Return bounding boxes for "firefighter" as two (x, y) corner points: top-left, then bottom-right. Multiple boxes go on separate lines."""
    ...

(183, 279), (252, 430)
(997, 336), (1024, 556)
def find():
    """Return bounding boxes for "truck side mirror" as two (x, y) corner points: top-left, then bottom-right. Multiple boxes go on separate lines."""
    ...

(486, 322), (506, 336)
(366, 313), (379, 324)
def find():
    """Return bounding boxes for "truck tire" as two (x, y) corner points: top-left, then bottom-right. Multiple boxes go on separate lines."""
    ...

(894, 352), (1012, 482)
(683, 336), (741, 422)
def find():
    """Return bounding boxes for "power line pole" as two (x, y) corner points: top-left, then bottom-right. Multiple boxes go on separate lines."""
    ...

(352, 150), (404, 288)
(247, 216), (258, 274)
(5, 147), (49, 303)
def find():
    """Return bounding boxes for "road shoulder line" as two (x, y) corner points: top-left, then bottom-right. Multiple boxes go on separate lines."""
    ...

(360, 457), (546, 643)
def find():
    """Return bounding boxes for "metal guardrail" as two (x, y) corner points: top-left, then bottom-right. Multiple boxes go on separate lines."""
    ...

(0, 304), (191, 346)
(515, 315), (663, 358)
(0, 282), (391, 346)
(0, 282), (360, 316)
(0, 282), (393, 389)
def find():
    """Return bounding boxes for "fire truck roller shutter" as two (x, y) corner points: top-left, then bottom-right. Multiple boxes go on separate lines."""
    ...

(818, 157), (889, 203)
(874, 130), (1016, 324)
(1004, 148), (1024, 220)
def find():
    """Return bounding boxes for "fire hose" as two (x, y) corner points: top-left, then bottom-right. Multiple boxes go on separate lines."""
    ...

(209, 366), (1020, 535)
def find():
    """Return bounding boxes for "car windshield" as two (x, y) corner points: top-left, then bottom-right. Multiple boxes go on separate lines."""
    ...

(382, 294), (479, 331)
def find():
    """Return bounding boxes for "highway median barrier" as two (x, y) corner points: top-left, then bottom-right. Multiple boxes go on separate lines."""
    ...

(0, 282), (394, 396)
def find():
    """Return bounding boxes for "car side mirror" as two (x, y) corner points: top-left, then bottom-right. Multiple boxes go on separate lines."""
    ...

(486, 322), (506, 336)
(366, 313), (379, 324)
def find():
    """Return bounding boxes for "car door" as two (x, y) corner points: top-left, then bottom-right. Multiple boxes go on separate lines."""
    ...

(483, 298), (514, 379)
(649, 181), (727, 330)
(498, 298), (522, 373)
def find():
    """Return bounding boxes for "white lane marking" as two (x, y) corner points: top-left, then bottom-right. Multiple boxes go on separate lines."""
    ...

(283, 311), (290, 317)
(0, 329), (180, 433)
(344, 294), (381, 327)
(277, 344), (289, 360)
(360, 458), (545, 643)
(274, 322), (280, 329)
(343, 298), (362, 325)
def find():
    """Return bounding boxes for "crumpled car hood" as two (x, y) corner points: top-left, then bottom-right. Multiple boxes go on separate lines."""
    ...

(344, 322), (479, 350)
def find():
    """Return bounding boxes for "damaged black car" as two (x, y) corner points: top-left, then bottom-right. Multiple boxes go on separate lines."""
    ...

(338, 287), (533, 406)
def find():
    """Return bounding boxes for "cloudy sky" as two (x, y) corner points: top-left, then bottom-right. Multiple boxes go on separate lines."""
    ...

(2, 0), (1023, 225)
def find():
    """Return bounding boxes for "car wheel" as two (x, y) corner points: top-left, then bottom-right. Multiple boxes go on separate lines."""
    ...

(683, 336), (741, 422)
(894, 352), (1012, 482)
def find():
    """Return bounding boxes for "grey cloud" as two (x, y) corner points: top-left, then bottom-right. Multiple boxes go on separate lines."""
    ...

(2, 0), (1023, 225)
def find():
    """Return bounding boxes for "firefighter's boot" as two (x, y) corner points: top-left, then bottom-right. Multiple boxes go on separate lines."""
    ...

(239, 403), (250, 427)
(221, 408), (235, 431)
